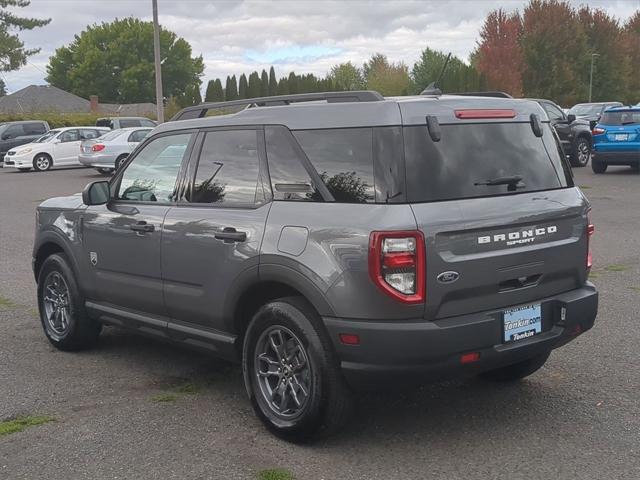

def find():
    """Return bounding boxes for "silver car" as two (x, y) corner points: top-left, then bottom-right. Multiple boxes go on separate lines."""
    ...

(79, 127), (153, 174)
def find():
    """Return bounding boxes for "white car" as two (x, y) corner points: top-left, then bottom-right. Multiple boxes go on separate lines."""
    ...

(3, 126), (110, 172)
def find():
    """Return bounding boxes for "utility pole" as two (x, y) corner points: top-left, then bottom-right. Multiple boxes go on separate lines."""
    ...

(589, 53), (599, 103)
(152, 0), (164, 123)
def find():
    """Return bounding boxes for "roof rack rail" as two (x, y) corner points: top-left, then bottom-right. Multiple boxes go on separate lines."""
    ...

(170, 90), (384, 122)
(449, 91), (513, 99)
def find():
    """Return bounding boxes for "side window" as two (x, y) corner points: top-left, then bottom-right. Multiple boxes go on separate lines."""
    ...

(128, 130), (150, 143)
(3, 124), (24, 139)
(25, 123), (46, 135)
(59, 130), (79, 142)
(293, 128), (375, 203)
(117, 133), (192, 203)
(265, 126), (319, 201)
(543, 103), (564, 121)
(189, 129), (261, 205)
(80, 129), (100, 140)
(119, 119), (141, 128)
(140, 119), (156, 127)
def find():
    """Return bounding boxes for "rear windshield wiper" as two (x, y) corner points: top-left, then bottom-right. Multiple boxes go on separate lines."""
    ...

(474, 175), (524, 191)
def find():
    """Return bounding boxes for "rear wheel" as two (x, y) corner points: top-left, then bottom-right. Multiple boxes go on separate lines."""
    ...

(591, 160), (607, 174)
(96, 167), (114, 175)
(33, 153), (52, 172)
(37, 253), (101, 351)
(480, 351), (551, 382)
(570, 137), (591, 167)
(115, 154), (128, 171)
(242, 297), (353, 442)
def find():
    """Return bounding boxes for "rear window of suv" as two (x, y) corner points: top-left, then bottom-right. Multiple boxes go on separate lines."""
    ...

(404, 122), (572, 203)
(600, 110), (640, 125)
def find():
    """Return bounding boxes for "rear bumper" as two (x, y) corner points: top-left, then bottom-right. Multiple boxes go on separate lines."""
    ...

(78, 153), (116, 168)
(323, 284), (598, 388)
(592, 151), (640, 165)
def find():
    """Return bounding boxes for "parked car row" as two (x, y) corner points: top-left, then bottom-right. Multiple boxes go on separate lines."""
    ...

(1, 116), (155, 172)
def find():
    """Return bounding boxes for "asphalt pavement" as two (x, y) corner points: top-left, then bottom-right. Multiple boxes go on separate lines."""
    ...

(0, 165), (638, 479)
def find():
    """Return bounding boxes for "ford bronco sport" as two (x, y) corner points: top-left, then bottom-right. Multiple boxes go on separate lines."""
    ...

(33, 91), (598, 441)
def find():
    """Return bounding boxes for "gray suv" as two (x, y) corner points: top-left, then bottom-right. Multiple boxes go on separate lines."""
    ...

(33, 91), (598, 441)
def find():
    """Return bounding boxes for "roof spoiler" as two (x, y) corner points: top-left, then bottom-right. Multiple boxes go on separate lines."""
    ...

(170, 91), (384, 122)
(449, 91), (513, 99)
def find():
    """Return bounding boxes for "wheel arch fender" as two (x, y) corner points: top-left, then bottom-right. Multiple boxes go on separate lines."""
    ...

(33, 230), (81, 284)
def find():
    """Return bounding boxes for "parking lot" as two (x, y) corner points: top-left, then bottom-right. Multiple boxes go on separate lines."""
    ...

(0, 165), (638, 479)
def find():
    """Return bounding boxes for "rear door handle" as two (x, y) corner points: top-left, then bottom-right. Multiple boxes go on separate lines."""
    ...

(215, 227), (247, 243)
(130, 221), (155, 233)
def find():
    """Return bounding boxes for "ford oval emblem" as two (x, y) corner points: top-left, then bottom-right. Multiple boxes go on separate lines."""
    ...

(437, 271), (460, 284)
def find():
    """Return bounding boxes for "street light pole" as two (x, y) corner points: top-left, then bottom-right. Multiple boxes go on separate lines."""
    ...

(589, 53), (599, 103)
(152, 0), (164, 123)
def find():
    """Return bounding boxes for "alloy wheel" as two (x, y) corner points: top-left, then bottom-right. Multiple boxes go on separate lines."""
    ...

(42, 271), (71, 338)
(35, 155), (51, 171)
(254, 325), (312, 419)
(577, 140), (590, 166)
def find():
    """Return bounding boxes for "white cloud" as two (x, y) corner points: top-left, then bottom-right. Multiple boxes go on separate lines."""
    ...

(2, 0), (638, 94)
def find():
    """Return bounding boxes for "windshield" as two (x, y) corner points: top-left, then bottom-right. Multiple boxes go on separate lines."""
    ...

(33, 130), (60, 143)
(100, 130), (124, 142)
(600, 110), (640, 126)
(569, 104), (604, 116)
(404, 122), (572, 203)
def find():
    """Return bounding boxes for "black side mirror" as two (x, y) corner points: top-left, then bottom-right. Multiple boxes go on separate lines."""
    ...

(567, 114), (576, 123)
(82, 181), (110, 206)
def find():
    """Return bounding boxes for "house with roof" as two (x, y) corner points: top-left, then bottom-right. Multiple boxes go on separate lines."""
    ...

(0, 85), (156, 117)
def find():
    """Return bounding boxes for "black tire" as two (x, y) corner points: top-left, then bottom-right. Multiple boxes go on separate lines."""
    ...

(242, 296), (353, 442)
(591, 160), (607, 174)
(479, 351), (551, 382)
(37, 253), (101, 351)
(96, 167), (114, 175)
(18, 168), (31, 172)
(570, 136), (591, 167)
(33, 153), (52, 172)
(115, 154), (128, 170)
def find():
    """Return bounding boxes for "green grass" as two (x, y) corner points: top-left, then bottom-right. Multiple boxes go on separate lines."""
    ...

(604, 264), (628, 272)
(258, 469), (295, 480)
(588, 270), (600, 280)
(0, 296), (17, 308)
(175, 383), (200, 395)
(150, 393), (179, 403)
(629, 286), (640, 292)
(0, 415), (55, 437)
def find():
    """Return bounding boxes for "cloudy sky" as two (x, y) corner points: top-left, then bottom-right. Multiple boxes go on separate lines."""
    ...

(2, 0), (639, 95)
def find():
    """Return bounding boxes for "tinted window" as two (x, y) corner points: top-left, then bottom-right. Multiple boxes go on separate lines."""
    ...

(80, 129), (101, 140)
(3, 124), (24, 138)
(404, 123), (568, 203)
(119, 119), (142, 128)
(265, 126), (319, 201)
(543, 103), (564, 121)
(189, 130), (261, 205)
(293, 128), (375, 203)
(140, 119), (156, 127)
(25, 123), (46, 135)
(96, 119), (113, 128)
(117, 133), (192, 203)
(128, 129), (151, 143)
(600, 110), (640, 125)
(59, 130), (79, 142)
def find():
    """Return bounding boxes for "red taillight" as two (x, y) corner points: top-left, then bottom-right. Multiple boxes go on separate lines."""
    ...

(92, 144), (105, 152)
(587, 210), (595, 270)
(460, 352), (481, 364)
(369, 231), (425, 304)
(592, 127), (606, 135)
(454, 109), (516, 119)
(339, 333), (360, 345)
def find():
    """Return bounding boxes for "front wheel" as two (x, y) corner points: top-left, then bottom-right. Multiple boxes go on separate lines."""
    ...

(570, 137), (591, 167)
(115, 154), (128, 171)
(33, 153), (52, 171)
(479, 351), (551, 382)
(242, 297), (353, 442)
(37, 253), (101, 351)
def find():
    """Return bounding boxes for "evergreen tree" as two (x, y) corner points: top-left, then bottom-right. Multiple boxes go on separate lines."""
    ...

(268, 66), (278, 95)
(277, 77), (289, 95)
(204, 80), (215, 101)
(0, 78), (6, 97)
(238, 73), (248, 99)
(260, 69), (269, 97)
(288, 72), (299, 94)
(225, 75), (238, 100)
(248, 71), (261, 98)
(1, 0), (50, 72)
(329, 62), (364, 90)
(205, 78), (224, 102)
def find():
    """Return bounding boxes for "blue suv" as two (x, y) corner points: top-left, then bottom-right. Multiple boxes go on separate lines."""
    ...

(591, 106), (640, 173)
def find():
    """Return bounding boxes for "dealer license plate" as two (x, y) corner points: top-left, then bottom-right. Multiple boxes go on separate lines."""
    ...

(503, 303), (542, 343)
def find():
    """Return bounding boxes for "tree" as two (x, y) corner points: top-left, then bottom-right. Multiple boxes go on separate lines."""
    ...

(268, 66), (277, 95)
(0, 0), (50, 72)
(411, 47), (484, 94)
(475, 9), (524, 96)
(238, 73), (248, 99)
(205, 78), (224, 102)
(277, 77), (289, 95)
(288, 72), (299, 94)
(520, 0), (589, 105)
(623, 11), (640, 104)
(247, 71), (261, 98)
(178, 83), (201, 107)
(579, 7), (630, 103)
(225, 75), (238, 100)
(363, 53), (410, 96)
(46, 17), (203, 103)
(0, 78), (6, 97)
(329, 62), (364, 90)
(260, 69), (269, 97)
